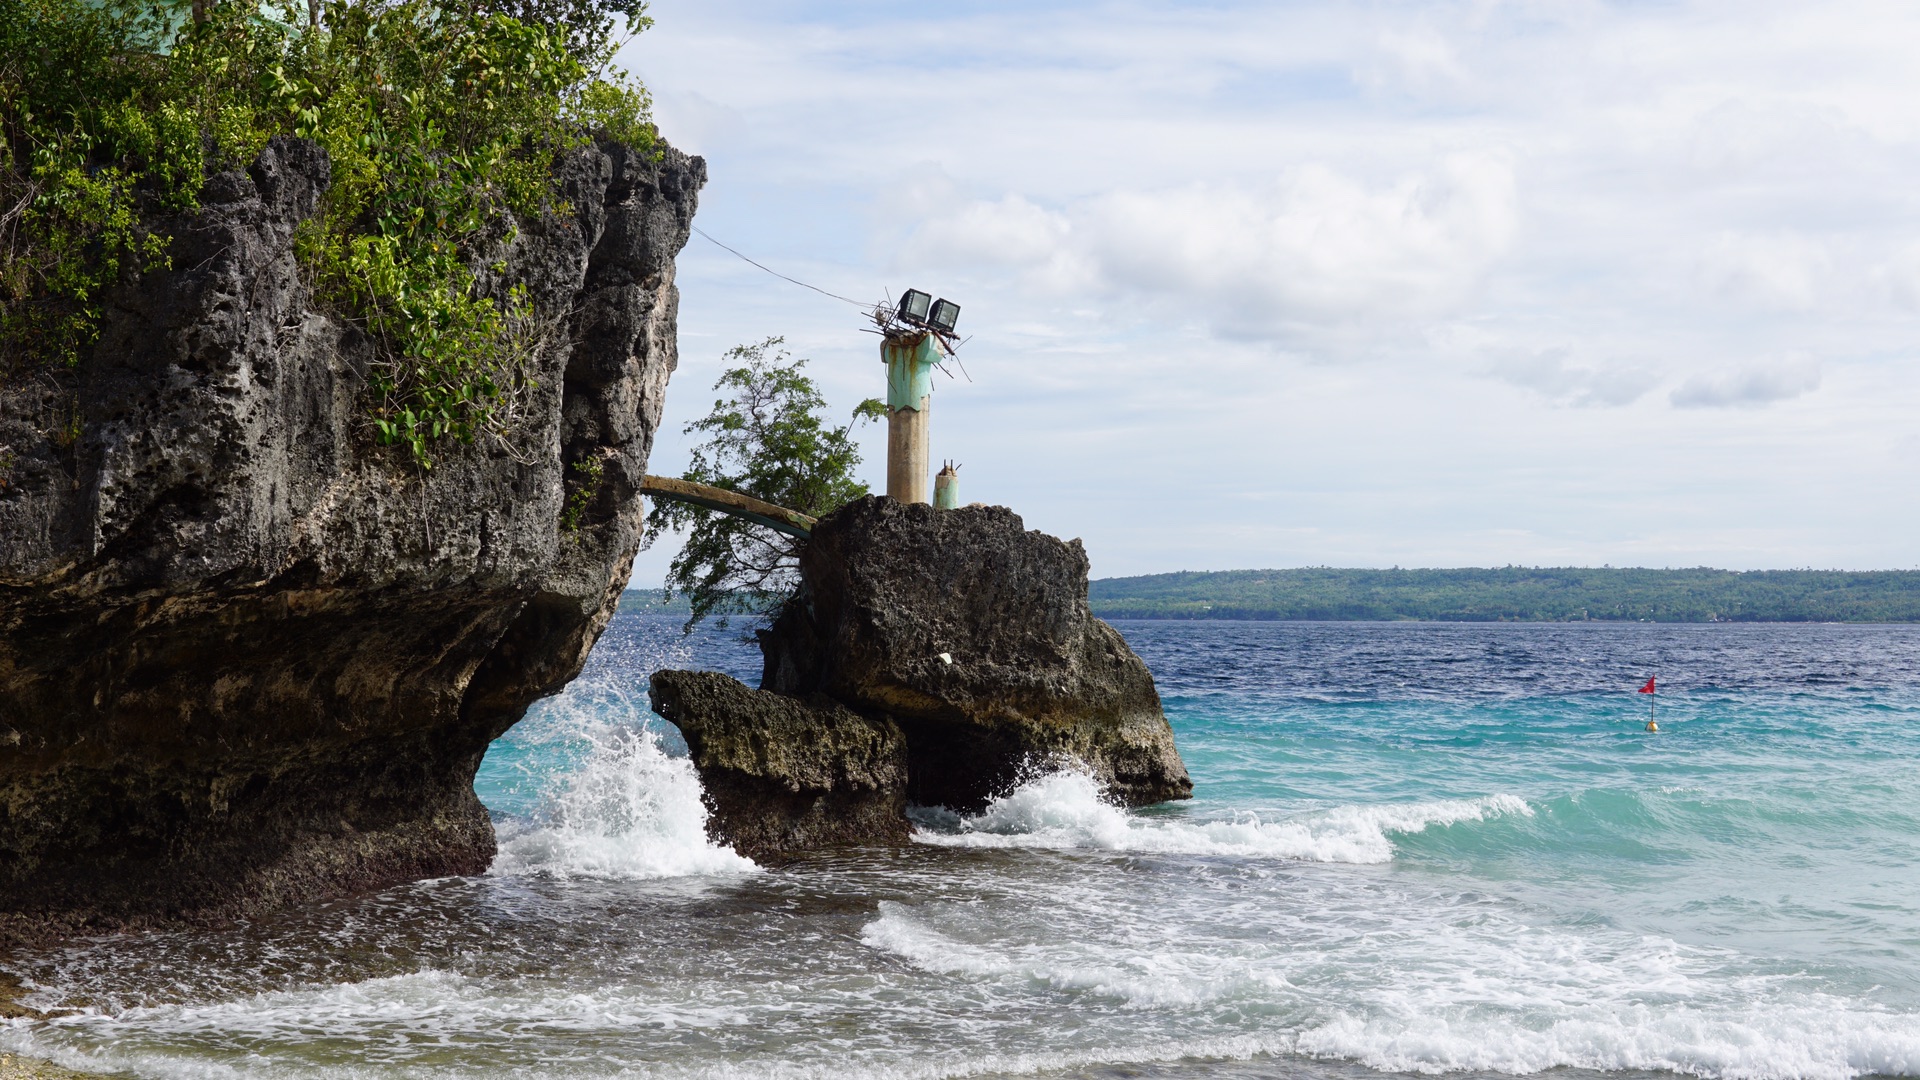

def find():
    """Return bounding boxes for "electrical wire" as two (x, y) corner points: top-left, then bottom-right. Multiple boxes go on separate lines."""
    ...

(691, 228), (971, 366)
(692, 226), (873, 308)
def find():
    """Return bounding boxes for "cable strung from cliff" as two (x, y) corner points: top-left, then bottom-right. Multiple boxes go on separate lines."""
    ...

(691, 226), (873, 308)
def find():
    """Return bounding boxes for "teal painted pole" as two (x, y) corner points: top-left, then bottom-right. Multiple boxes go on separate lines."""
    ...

(883, 334), (940, 409)
(934, 461), (960, 509)
(881, 334), (941, 503)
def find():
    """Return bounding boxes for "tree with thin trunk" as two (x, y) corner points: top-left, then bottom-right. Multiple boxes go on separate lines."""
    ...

(644, 337), (883, 630)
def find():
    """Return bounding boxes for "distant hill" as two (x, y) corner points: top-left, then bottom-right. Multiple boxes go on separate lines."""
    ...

(1086, 568), (1920, 623)
(619, 588), (692, 614)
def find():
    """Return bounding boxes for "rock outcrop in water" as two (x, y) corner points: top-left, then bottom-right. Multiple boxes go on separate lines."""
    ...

(649, 670), (909, 860)
(764, 498), (1192, 811)
(653, 497), (1191, 855)
(0, 136), (703, 941)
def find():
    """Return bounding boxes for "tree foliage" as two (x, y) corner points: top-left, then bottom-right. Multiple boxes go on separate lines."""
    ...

(645, 337), (884, 630)
(0, 0), (656, 466)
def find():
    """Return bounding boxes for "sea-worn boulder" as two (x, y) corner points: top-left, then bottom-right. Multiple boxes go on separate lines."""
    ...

(648, 670), (909, 859)
(0, 135), (703, 940)
(759, 496), (1192, 813)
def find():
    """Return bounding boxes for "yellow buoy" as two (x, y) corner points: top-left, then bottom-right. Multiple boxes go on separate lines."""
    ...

(1646, 720), (1659, 733)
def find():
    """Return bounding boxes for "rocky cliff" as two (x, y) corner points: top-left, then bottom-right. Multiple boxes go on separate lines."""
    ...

(649, 670), (909, 860)
(653, 497), (1190, 857)
(0, 136), (703, 940)
(762, 498), (1191, 812)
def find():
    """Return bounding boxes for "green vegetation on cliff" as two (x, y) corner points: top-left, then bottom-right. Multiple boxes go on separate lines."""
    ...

(1, 0), (654, 464)
(1088, 567), (1920, 623)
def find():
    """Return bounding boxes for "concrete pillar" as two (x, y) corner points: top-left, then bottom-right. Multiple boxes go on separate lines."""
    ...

(888, 402), (930, 503)
(881, 334), (941, 505)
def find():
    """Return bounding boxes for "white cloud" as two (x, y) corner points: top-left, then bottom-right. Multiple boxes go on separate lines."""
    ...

(1670, 358), (1822, 408)
(648, 89), (745, 157)
(892, 194), (1086, 294)
(892, 154), (1518, 339)
(1872, 241), (1920, 308)
(1699, 232), (1833, 311)
(1486, 349), (1657, 408)
(1682, 98), (1863, 179)
(1357, 26), (1473, 99)
(897, 195), (1070, 268)
(625, 0), (1920, 577)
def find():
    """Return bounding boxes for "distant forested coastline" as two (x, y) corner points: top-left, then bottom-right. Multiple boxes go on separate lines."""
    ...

(621, 589), (694, 614)
(627, 568), (1920, 623)
(1086, 568), (1920, 623)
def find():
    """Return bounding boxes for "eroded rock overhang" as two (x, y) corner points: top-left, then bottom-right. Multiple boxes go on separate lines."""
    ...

(0, 135), (704, 941)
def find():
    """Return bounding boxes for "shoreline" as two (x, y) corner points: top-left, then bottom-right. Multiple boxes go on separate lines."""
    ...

(0, 1055), (101, 1080)
(1, 978), (93, 1079)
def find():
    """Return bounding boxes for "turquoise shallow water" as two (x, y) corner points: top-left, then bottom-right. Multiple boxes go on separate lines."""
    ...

(1140, 623), (1920, 1007)
(4, 617), (1920, 1078)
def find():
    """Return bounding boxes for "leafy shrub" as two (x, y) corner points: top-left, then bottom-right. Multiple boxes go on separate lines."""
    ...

(0, 0), (656, 466)
(559, 453), (603, 532)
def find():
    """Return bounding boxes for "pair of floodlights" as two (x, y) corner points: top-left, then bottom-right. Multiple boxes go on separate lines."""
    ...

(896, 289), (961, 335)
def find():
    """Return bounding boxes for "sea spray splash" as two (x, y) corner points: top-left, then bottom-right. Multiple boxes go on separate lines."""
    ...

(490, 719), (757, 879)
(912, 764), (1532, 862)
(482, 623), (756, 879)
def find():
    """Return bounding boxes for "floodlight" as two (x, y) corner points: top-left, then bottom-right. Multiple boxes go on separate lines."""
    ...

(928, 298), (961, 335)
(898, 289), (933, 326)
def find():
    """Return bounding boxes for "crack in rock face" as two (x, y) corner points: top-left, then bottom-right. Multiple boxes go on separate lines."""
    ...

(0, 136), (704, 944)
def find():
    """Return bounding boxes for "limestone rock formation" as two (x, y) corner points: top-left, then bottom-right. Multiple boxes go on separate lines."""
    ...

(758, 496), (1192, 815)
(649, 670), (909, 859)
(0, 135), (703, 939)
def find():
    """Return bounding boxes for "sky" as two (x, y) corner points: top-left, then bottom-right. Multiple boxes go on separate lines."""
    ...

(620, 0), (1920, 584)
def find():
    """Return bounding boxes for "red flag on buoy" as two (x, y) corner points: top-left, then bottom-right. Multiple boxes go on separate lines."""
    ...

(1638, 676), (1656, 694)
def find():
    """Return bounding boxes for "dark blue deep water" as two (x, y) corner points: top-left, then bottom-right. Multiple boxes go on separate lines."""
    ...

(6, 617), (1920, 1079)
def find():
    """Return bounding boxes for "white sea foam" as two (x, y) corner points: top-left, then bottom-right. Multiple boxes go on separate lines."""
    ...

(1295, 1000), (1920, 1080)
(911, 766), (1532, 862)
(14, 888), (1920, 1080)
(860, 906), (1293, 1008)
(863, 891), (1920, 1080)
(0, 968), (767, 1080)
(3, 1018), (1304, 1080)
(490, 720), (756, 880)
(1289, 909), (1920, 1080)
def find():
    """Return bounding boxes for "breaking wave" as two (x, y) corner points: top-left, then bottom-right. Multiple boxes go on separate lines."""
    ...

(911, 766), (1531, 863)
(490, 718), (755, 880)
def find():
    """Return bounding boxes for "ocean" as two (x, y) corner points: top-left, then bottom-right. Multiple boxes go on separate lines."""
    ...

(5, 616), (1920, 1080)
